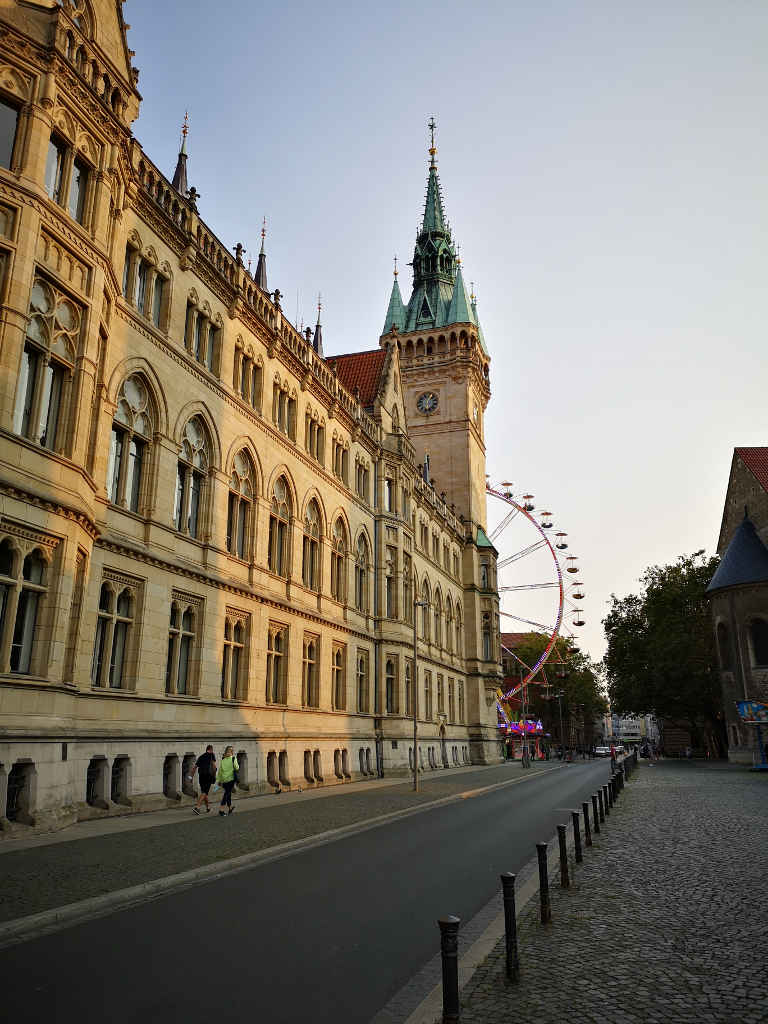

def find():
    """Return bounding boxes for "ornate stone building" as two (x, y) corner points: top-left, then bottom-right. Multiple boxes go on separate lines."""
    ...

(707, 447), (768, 765)
(0, 0), (502, 833)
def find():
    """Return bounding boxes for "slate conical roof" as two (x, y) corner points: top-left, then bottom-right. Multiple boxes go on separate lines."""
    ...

(706, 516), (768, 594)
(171, 130), (188, 195)
(382, 274), (406, 334)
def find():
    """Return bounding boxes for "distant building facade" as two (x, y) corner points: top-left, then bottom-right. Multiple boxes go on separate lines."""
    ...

(0, 1), (503, 833)
(707, 448), (768, 765)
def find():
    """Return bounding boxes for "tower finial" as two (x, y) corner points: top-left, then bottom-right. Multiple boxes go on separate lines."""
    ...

(254, 216), (268, 290)
(393, 254), (398, 277)
(428, 115), (437, 168)
(260, 216), (266, 254)
(172, 112), (189, 194)
(313, 292), (323, 356)
(470, 281), (476, 302)
(317, 291), (322, 320)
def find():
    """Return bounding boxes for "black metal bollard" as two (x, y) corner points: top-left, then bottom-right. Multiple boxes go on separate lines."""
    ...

(610, 776), (617, 802)
(438, 916), (461, 1024)
(571, 809), (583, 863)
(582, 800), (592, 846)
(597, 788), (605, 822)
(604, 783), (611, 813)
(536, 842), (551, 923)
(592, 792), (601, 832)
(500, 872), (519, 982)
(557, 824), (570, 887)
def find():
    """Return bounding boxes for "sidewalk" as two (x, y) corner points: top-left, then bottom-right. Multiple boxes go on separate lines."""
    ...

(0, 760), (555, 926)
(458, 761), (768, 1024)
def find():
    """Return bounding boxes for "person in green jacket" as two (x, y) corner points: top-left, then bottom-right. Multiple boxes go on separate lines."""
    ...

(216, 745), (239, 816)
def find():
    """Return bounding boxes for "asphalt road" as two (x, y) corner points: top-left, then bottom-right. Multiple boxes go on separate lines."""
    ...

(1, 759), (613, 1023)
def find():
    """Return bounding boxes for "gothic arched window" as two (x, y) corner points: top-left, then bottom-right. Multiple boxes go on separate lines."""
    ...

(302, 500), (321, 591)
(174, 417), (210, 539)
(268, 477), (291, 577)
(108, 375), (154, 513)
(355, 534), (369, 613)
(749, 618), (768, 667)
(227, 450), (254, 560)
(330, 519), (347, 602)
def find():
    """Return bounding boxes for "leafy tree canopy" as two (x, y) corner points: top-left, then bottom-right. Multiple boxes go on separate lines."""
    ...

(603, 550), (721, 731)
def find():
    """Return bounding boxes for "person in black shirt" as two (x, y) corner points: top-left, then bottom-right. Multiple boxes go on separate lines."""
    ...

(192, 744), (217, 814)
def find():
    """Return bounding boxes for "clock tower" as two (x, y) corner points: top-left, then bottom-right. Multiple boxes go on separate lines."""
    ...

(380, 122), (491, 530)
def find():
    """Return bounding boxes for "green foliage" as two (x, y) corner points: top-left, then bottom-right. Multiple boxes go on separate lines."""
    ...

(502, 632), (606, 738)
(603, 550), (721, 731)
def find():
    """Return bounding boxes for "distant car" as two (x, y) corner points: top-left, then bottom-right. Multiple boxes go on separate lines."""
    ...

(595, 746), (610, 757)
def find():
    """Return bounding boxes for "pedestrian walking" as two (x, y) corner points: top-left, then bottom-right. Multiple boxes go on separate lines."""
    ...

(217, 745), (239, 816)
(191, 744), (217, 814)
(610, 743), (617, 772)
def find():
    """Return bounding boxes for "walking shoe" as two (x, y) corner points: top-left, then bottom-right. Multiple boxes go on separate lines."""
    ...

(193, 807), (200, 815)
(219, 810), (225, 816)
(228, 806), (235, 814)
(205, 805), (211, 812)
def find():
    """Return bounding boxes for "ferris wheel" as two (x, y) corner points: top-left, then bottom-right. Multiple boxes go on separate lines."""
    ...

(485, 481), (585, 711)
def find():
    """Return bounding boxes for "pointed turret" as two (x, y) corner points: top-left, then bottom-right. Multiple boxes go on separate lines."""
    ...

(254, 218), (268, 291)
(470, 284), (488, 356)
(313, 294), (323, 356)
(171, 113), (189, 195)
(403, 119), (458, 331)
(447, 262), (472, 324)
(382, 256), (406, 335)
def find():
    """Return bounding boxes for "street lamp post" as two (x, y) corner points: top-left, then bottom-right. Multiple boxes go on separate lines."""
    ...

(520, 664), (530, 769)
(413, 598), (428, 792)
(555, 690), (565, 761)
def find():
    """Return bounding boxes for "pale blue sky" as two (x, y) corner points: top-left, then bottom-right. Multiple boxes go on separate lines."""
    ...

(128, 1), (768, 659)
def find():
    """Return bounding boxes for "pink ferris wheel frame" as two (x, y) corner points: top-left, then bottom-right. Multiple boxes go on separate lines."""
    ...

(486, 483), (565, 698)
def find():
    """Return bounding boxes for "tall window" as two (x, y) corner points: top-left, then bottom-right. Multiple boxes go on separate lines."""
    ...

(235, 347), (262, 409)
(165, 600), (197, 695)
(434, 593), (442, 647)
(421, 580), (430, 640)
(357, 650), (369, 713)
(92, 583), (133, 689)
(482, 612), (492, 660)
(305, 412), (325, 463)
(330, 519), (347, 602)
(437, 673), (444, 714)
(226, 450), (254, 560)
(355, 534), (369, 613)
(446, 600), (454, 654)
(405, 660), (413, 716)
(0, 97), (19, 169)
(174, 417), (209, 539)
(272, 381), (296, 438)
(1, 546), (48, 675)
(750, 619), (768, 667)
(716, 622), (732, 671)
(302, 635), (319, 707)
(221, 619), (245, 700)
(455, 607), (463, 657)
(458, 682), (465, 723)
(448, 678), (455, 721)
(13, 276), (80, 453)
(403, 554), (412, 623)
(333, 440), (349, 484)
(384, 477), (394, 512)
(184, 301), (218, 369)
(266, 625), (287, 704)
(302, 500), (321, 591)
(385, 546), (396, 618)
(332, 643), (346, 710)
(480, 562), (489, 589)
(424, 670), (433, 720)
(268, 477), (291, 577)
(107, 375), (153, 514)
(385, 658), (397, 714)
(45, 133), (90, 225)
(355, 460), (369, 502)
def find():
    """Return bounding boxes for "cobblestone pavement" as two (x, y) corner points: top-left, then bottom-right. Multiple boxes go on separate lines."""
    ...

(459, 761), (768, 1024)
(0, 761), (555, 923)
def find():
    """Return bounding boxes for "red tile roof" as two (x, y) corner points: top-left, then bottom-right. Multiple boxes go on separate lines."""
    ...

(330, 349), (387, 408)
(500, 632), (535, 648)
(736, 447), (768, 493)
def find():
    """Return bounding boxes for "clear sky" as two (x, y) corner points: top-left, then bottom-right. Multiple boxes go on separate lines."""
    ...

(127, 0), (768, 661)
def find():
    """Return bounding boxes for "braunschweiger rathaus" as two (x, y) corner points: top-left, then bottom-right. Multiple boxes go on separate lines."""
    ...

(0, 0), (503, 833)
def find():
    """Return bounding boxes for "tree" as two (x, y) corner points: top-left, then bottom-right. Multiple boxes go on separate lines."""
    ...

(603, 550), (724, 751)
(502, 632), (606, 746)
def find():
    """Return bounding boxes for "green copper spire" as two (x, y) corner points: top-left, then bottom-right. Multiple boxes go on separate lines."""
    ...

(446, 261), (472, 324)
(422, 116), (447, 234)
(382, 256), (406, 334)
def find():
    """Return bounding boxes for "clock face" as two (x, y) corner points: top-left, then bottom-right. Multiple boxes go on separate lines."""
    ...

(417, 391), (439, 415)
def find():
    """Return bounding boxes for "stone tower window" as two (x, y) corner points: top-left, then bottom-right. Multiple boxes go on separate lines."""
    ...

(749, 618), (768, 667)
(302, 500), (321, 592)
(266, 625), (287, 705)
(355, 534), (370, 613)
(330, 519), (347, 603)
(385, 658), (397, 714)
(91, 583), (134, 689)
(331, 643), (346, 711)
(226, 450), (254, 560)
(302, 634), (319, 708)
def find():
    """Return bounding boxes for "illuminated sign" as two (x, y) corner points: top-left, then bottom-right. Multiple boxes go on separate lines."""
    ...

(736, 701), (768, 724)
